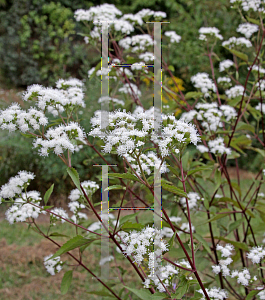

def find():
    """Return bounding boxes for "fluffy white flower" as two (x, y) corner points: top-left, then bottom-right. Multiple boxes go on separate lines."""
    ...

(199, 27), (223, 41)
(231, 268), (251, 286)
(222, 36), (252, 48)
(191, 73), (216, 97)
(50, 207), (69, 224)
(197, 144), (209, 153)
(0, 171), (35, 200)
(247, 246), (265, 264)
(198, 287), (228, 299)
(219, 60), (234, 72)
(44, 254), (63, 275)
(216, 244), (234, 257)
(225, 85), (245, 98)
(180, 192), (203, 210)
(237, 23), (259, 38)
(164, 31), (181, 43)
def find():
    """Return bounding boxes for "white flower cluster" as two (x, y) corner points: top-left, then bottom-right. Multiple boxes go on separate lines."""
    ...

(125, 151), (168, 176)
(43, 254), (63, 275)
(121, 226), (180, 293)
(237, 23), (259, 38)
(0, 170), (35, 201)
(0, 103), (48, 133)
(208, 137), (232, 155)
(198, 287), (228, 300)
(250, 65), (265, 73)
(225, 85), (245, 98)
(257, 287), (265, 299)
(212, 243), (258, 286)
(230, 0), (265, 13)
(90, 106), (199, 158)
(5, 191), (45, 224)
(23, 79), (85, 117)
(247, 246), (265, 264)
(68, 180), (99, 224)
(181, 103), (237, 132)
(199, 27), (223, 41)
(33, 122), (86, 156)
(164, 31), (181, 43)
(217, 77), (232, 87)
(222, 37), (252, 48)
(219, 60), (234, 72)
(119, 34), (154, 52)
(50, 207), (69, 224)
(180, 192), (203, 210)
(118, 83), (142, 97)
(191, 73), (216, 97)
(138, 52), (155, 62)
(98, 96), (125, 106)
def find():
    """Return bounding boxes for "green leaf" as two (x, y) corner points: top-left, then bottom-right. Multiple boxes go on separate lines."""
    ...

(246, 16), (260, 25)
(193, 233), (211, 255)
(167, 166), (179, 177)
(187, 167), (211, 176)
(50, 235), (92, 259)
(236, 122), (255, 134)
(185, 92), (203, 100)
(119, 212), (141, 226)
(124, 287), (166, 300)
(225, 47), (248, 62)
(247, 147), (265, 157)
(43, 205), (54, 210)
(245, 290), (259, 300)
(61, 270), (73, 295)
(121, 221), (145, 232)
(44, 183), (54, 205)
(215, 237), (249, 251)
(228, 219), (244, 233)
(161, 182), (187, 197)
(171, 276), (188, 298)
(108, 173), (143, 183)
(49, 232), (69, 238)
(67, 167), (81, 192)
(105, 185), (126, 191)
(203, 209), (233, 223)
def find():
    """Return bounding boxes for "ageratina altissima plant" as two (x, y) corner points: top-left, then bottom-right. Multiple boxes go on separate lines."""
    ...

(1, 2), (265, 299)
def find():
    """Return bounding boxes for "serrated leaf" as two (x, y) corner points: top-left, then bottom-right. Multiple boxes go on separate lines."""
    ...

(187, 167), (211, 176)
(203, 210), (233, 223)
(108, 173), (143, 183)
(61, 270), (73, 295)
(105, 185), (126, 191)
(246, 16), (260, 25)
(162, 182), (187, 197)
(49, 235), (92, 259)
(44, 184), (54, 205)
(228, 219), (244, 233)
(67, 167), (81, 192)
(121, 221), (145, 232)
(225, 47), (248, 62)
(49, 232), (69, 238)
(185, 92), (203, 100)
(236, 122), (255, 134)
(119, 212), (141, 226)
